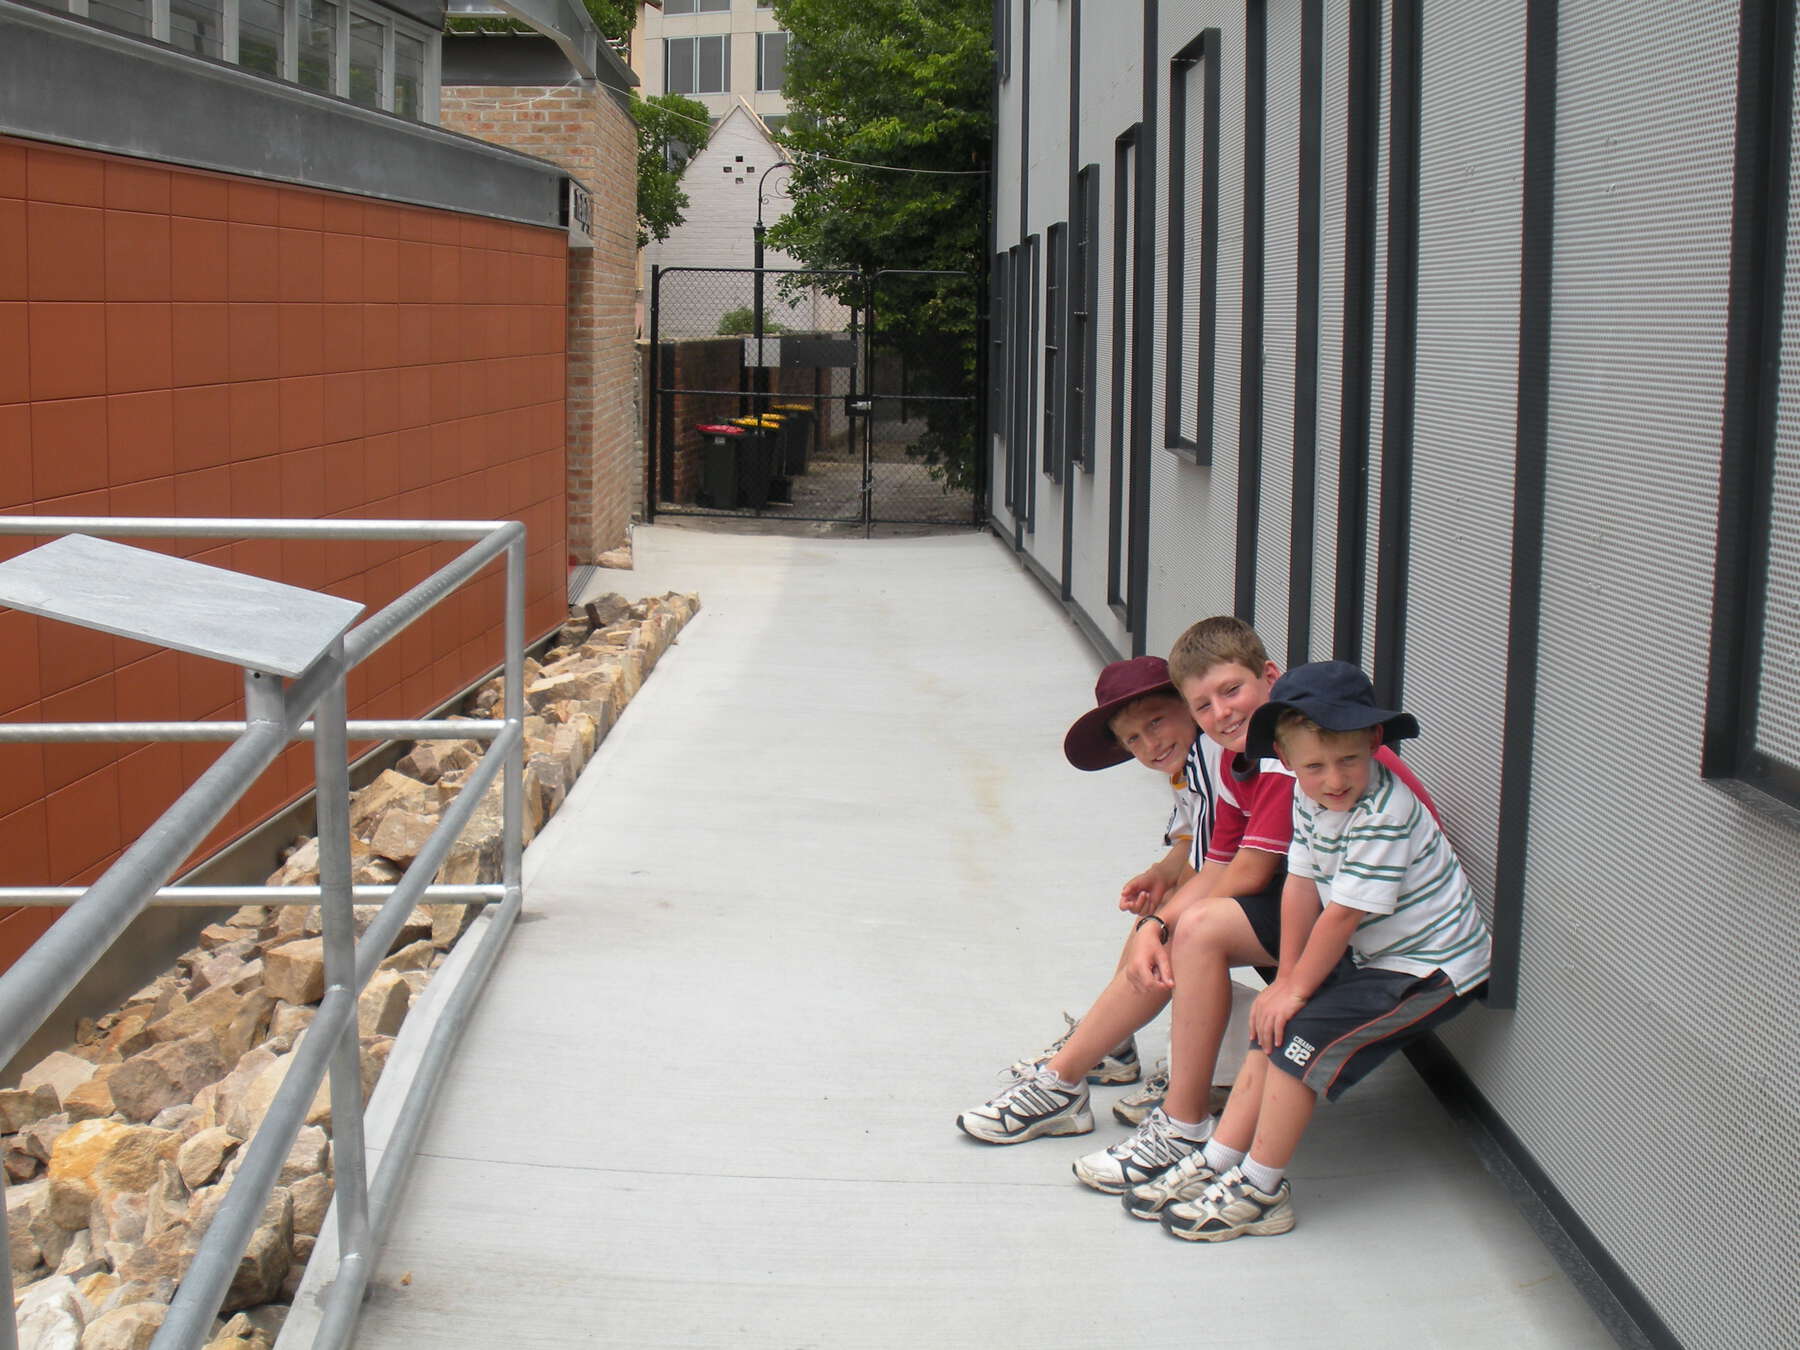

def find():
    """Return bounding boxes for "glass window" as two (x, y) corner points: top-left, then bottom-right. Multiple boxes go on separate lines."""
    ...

(168, 0), (224, 58)
(757, 31), (787, 92)
(348, 11), (384, 109)
(664, 0), (731, 14)
(237, 0), (285, 77)
(666, 35), (728, 95)
(297, 0), (340, 94)
(87, 0), (150, 37)
(394, 33), (426, 120)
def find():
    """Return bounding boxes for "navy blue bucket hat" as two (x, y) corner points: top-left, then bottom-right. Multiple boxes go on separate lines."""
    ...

(1244, 660), (1420, 762)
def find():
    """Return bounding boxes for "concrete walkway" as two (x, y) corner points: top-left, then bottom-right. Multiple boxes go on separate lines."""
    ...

(335, 525), (1613, 1349)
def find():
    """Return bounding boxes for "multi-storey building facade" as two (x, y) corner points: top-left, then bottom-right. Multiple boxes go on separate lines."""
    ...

(632, 0), (790, 131)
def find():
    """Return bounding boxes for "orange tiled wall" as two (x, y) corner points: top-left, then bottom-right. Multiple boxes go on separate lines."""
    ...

(0, 135), (569, 965)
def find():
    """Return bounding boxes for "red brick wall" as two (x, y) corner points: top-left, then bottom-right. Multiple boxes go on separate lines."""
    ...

(0, 134), (569, 965)
(439, 84), (639, 560)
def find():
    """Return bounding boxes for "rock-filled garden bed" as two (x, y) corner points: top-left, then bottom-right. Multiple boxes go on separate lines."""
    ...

(4, 591), (699, 1350)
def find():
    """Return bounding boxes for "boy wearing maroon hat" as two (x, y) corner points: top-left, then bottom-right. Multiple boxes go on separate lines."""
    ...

(957, 620), (1283, 1154)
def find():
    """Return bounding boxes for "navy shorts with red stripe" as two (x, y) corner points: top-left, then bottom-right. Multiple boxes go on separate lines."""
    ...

(1268, 966), (1482, 1102)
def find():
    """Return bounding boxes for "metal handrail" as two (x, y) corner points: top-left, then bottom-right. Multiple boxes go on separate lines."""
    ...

(0, 516), (529, 1350)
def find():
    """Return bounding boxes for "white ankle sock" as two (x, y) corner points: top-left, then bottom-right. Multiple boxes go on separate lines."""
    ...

(1202, 1139), (1246, 1173)
(1043, 1067), (1080, 1091)
(1164, 1112), (1212, 1142)
(1240, 1155), (1284, 1194)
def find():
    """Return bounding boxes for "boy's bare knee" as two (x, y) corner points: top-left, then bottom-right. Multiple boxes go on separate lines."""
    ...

(1171, 898), (1231, 958)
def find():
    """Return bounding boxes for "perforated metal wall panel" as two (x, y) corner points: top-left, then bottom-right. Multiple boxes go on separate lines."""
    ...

(1398, 2), (1524, 920)
(1021, 0), (1072, 578)
(1067, 2), (1143, 655)
(1310, 0), (1351, 661)
(1256, 0), (1304, 663)
(1433, 6), (1800, 1347)
(1759, 25), (1800, 768)
(1360, 0), (1390, 676)
(1147, 0), (1247, 655)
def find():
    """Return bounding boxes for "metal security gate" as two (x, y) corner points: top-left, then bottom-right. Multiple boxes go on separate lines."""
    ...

(647, 266), (983, 529)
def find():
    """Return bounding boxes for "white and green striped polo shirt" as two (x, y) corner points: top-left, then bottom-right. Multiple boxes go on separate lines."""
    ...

(1289, 761), (1492, 994)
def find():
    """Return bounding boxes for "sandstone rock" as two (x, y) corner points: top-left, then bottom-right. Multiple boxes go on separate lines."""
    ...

(398, 970), (432, 999)
(288, 1174), (333, 1238)
(348, 771), (440, 842)
(185, 1186), (291, 1313)
(177, 1126), (240, 1190)
(279, 1126), (329, 1187)
(427, 903), (476, 948)
(200, 924), (257, 951)
(379, 940), (435, 973)
(7, 1137), (42, 1182)
(55, 1228), (106, 1282)
(526, 753), (569, 819)
(8, 1176), (47, 1276)
(121, 975), (185, 1024)
(79, 1301), (166, 1350)
(48, 1120), (183, 1231)
(88, 1186), (148, 1250)
(147, 983), (275, 1066)
(16, 1273), (85, 1350)
(265, 838), (320, 888)
(23, 1051), (99, 1109)
(223, 1054), (295, 1141)
(357, 971), (411, 1037)
(109, 1036), (230, 1123)
(204, 1311), (273, 1350)
(207, 1045), (280, 1138)
(75, 1271), (120, 1318)
(22, 1112), (71, 1162)
(99, 1013), (156, 1062)
(95, 1278), (175, 1319)
(113, 1226), (187, 1287)
(62, 1067), (120, 1122)
(262, 940), (326, 1006)
(148, 1103), (199, 1135)
(369, 809), (438, 866)
(269, 1003), (315, 1041)
(227, 905), (271, 930)
(396, 739), (478, 785)
(0, 1083), (60, 1132)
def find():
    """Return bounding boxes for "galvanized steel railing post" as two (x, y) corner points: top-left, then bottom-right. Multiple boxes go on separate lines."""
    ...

(504, 527), (526, 905)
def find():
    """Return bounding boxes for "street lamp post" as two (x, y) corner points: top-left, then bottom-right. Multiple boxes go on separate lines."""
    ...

(753, 160), (794, 407)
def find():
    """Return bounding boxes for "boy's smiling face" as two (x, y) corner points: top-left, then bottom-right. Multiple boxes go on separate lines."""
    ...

(1178, 660), (1280, 754)
(1278, 724), (1377, 811)
(1108, 693), (1198, 776)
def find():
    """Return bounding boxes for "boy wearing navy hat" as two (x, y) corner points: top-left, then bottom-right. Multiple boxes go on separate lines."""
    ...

(1128, 660), (1492, 1241)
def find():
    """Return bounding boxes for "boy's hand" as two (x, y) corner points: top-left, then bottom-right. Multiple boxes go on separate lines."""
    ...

(1118, 868), (1169, 915)
(1250, 983), (1307, 1054)
(1123, 925), (1176, 994)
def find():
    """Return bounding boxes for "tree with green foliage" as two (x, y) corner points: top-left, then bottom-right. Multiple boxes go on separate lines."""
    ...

(765, 0), (992, 489)
(631, 92), (713, 248)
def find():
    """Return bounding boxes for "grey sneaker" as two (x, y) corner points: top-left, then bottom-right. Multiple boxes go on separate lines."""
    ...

(1070, 1108), (1210, 1193)
(958, 1067), (1095, 1145)
(1006, 1013), (1140, 1085)
(1161, 1167), (1295, 1242)
(1121, 1148), (1218, 1220)
(1112, 1057), (1170, 1125)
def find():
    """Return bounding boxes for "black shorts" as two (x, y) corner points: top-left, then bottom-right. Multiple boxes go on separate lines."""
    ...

(1230, 877), (1288, 984)
(1267, 966), (1479, 1102)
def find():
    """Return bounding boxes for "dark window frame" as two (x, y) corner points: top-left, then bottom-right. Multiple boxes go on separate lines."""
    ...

(665, 33), (729, 95)
(1704, 0), (1800, 819)
(1026, 231), (1043, 510)
(1109, 125), (1141, 619)
(1045, 221), (1068, 481)
(1235, 0), (1268, 619)
(1072, 164), (1100, 473)
(756, 30), (788, 92)
(1163, 27), (1222, 464)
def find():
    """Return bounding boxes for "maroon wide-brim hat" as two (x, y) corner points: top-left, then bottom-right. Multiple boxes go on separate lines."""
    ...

(1063, 655), (1180, 771)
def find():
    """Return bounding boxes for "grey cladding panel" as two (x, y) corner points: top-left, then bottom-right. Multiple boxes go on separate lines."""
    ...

(1400, 1), (1525, 915)
(1759, 28), (1800, 768)
(1311, 0), (1351, 660)
(1257, 0), (1305, 662)
(1494, 5), (1800, 1348)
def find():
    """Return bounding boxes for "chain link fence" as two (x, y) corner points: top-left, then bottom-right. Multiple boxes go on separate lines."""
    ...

(647, 266), (982, 530)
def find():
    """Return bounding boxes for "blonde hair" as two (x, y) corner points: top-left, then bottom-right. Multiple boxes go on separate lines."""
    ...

(1273, 709), (1376, 751)
(1167, 616), (1270, 688)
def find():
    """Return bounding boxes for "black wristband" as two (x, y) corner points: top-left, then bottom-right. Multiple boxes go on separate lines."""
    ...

(1134, 913), (1170, 944)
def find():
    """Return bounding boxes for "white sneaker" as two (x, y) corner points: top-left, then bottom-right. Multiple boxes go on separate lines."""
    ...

(1071, 1108), (1211, 1193)
(1005, 1013), (1140, 1085)
(1161, 1166), (1295, 1242)
(1121, 1148), (1218, 1220)
(957, 1067), (1095, 1145)
(1111, 1057), (1170, 1125)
